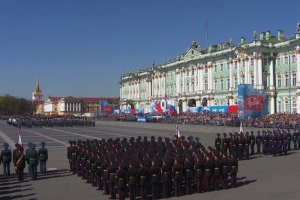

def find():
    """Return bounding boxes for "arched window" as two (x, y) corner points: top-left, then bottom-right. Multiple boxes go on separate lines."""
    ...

(285, 101), (289, 113)
(292, 55), (296, 64)
(285, 74), (289, 87)
(227, 78), (230, 90)
(292, 100), (297, 113)
(205, 80), (208, 91)
(278, 101), (282, 113)
(277, 75), (281, 87)
(284, 56), (288, 65)
(276, 57), (281, 66)
(250, 58), (254, 66)
(221, 79), (224, 90)
(214, 80), (218, 91)
(292, 73), (297, 86)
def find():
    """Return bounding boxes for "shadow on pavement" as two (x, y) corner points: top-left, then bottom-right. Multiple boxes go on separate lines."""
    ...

(236, 179), (257, 187)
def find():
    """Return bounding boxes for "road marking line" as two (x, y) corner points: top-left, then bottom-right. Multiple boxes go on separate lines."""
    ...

(0, 130), (16, 148)
(21, 129), (69, 146)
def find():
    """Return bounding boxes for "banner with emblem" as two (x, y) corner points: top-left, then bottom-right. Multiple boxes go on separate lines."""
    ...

(238, 84), (268, 119)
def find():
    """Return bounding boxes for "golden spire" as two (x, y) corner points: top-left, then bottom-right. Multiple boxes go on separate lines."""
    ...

(36, 72), (40, 90)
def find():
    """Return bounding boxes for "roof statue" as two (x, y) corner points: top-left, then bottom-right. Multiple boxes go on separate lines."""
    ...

(152, 60), (155, 67)
(296, 22), (300, 33)
(253, 29), (257, 41)
(164, 56), (166, 64)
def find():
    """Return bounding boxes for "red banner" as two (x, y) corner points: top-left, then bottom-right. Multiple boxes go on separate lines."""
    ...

(244, 95), (265, 113)
(101, 105), (114, 114)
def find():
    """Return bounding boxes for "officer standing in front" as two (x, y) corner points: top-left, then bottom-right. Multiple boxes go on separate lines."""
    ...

(39, 142), (48, 174)
(1, 143), (12, 177)
(28, 143), (39, 180)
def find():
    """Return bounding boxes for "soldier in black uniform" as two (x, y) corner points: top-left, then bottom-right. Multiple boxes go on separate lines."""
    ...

(278, 132), (283, 156)
(283, 131), (288, 155)
(184, 155), (193, 195)
(194, 154), (204, 193)
(244, 133), (250, 160)
(228, 133), (233, 157)
(95, 153), (103, 190)
(161, 157), (171, 198)
(13, 144), (25, 181)
(172, 157), (182, 197)
(108, 158), (118, 199)
(70, 141), (77, 174)
(229, 153), (238, 188)
(238, 134), (244, 160)
(292, 130), (298, 150)
(231, 135), (238, 157)
(137, 161), (149, 200)
(67, 141), (72, 172)
(262, 131), (269, 155)
(222, 133), (228, 155)
(116, 162), (127, 200)
(85, 147), (92, 183)
(215, 133), (221, 153)
(89, 150), (97, 186)
(249, 131), (255, 155)
(287, 129), (292, 151)
(76, 142), (82, 176)
(1, 143), (11, 177)
(102, 156), (110, 195)
(127, 161), (137, 200)
(221, 151), (229, 189)
(256, 131), (262, 154)
(213, 151), (222, 191)
(203, 153), (213, 192)
(150, 159), (161, 200)
(38, 142), (48, 174)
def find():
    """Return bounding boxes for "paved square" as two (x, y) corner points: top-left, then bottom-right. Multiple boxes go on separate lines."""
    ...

(0, 120), (299, 200)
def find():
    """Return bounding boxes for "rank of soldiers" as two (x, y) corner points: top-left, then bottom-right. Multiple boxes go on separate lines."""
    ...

(215, 129), (299, 160)
(0, 142), (48, 181)
(7, 117), (95, 129)
(67, 135), (239, 199)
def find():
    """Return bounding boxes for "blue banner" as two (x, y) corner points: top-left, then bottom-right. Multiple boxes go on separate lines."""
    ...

(238, 84), (268, 119)
(137, 117), (146, 123)
(186, 107), (201, 113)
(120, 109), (131, 114)
(209, 106), (228, 113)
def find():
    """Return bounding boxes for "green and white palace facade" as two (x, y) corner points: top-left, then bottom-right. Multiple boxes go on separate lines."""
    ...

(120, 23), (300, 114)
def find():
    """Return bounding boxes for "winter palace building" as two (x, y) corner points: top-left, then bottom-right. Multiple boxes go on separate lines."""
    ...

(119, 22), (300, 114)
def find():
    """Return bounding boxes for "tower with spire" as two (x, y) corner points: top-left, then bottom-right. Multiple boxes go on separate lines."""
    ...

(32, 73), (43, 101)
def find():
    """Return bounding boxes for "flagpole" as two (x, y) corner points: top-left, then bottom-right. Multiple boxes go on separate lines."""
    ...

(206, 16), (208, 49)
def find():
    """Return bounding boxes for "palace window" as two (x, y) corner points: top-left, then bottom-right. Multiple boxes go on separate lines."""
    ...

(250, 58), (254, 66)
(292, 73), (297, 86)
(214, 65), (217, 72)
(263, 58), (268, 66)
(285, 74), (289, 87)
(214, 80), (218, 91)
(192, 69), (194, 76)
(220, 64), (224, 71)
(277, 75), (281, 87)
(276, 57), (281, 66)
(251, 76), (254, 85)
(227, 78), (230, 90)
(292, 100), (297, 113)
(205, 80), (208, 91)
(241, 77), (245, 84)
(284, 56), (288, 65)
(234, 77), (238, 88)
(285, 101), (290, 113)
(226, 63), (229, 70)
(264, 78), (268, 88)
(278, 101), (282, 113)
(292, 55), (296, 64)
(186, 83), (189, 92)
(191, 82), (194, 93)
(221, 79), (224, 90)
(234, 61), (237, 69)
(242, 60), (245, 68)
(205, 66), (208, 73)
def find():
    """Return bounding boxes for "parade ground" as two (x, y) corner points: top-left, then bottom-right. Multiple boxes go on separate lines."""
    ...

(0, 120), (300, 200)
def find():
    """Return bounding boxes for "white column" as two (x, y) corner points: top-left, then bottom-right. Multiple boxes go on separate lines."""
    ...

(196, 64), (200, 92)
(182, 68), (186, 94)
(237, 58), (241, 85)
(79, 103), (81, 112)
(257, 54), (263, 89)
(199, 64), (204, 92)
(176, 69), (180, 95)
(297, 94), (300, 114)
(182, 99), (187, 112)
(269, 55), (275, 90)
(245, 56), (249, 84)
(163, 74), (166, 96)
(253, 53), (258, 88)
(229, 58), (233, 91)
(188, 69), (191, 93)
(270, 95), (275, 114)
(207, 62), (212, 91)
(296, 46), (300, 87)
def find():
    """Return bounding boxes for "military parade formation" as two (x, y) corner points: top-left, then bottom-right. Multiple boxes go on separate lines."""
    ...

(67, 135), (239, 199)
(0, 142), (48, 182)
(7, 117), (95, 128)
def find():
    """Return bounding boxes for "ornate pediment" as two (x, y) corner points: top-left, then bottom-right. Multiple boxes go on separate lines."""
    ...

(183, 48), (201, 60)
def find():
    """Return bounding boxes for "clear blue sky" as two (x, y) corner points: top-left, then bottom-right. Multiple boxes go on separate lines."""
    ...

(0, 0), (299, 100)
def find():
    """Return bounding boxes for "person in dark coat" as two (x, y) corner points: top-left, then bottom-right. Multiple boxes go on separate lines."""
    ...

(14, 145), (25, 181)
(184, 155), (193, 195)
(161, 157), (171, 198)
(249, 131), (255, 155)
(1, 143), (11, 177)
(172, 157), (182, 197)
(137, 161), (149, 200)
(203, 153), (213, 192)
(215, 133), (221, 153)
(256, 131), (262, 154)
(101, 156), (110, 195)
(194, 154), (204, 193)
(38, 142), (48, 174)
(221, 152), (230, 189)
(108, 158), (118, 199)
(116, 162), (127, 200)
(27, 143), (39, 180)
(127, 161), (137, 200)
(150, 159), (161, 200)
(229, 153), (238, 188)
(213, 152), (222, 191)
(89, 150), (97, 186)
